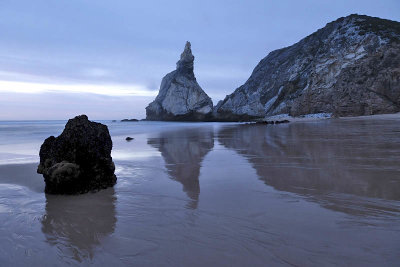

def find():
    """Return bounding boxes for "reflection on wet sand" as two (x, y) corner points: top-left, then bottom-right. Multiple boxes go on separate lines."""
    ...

(218, 120), (400, 216)
(148, 127), (214, 209)
(0, 120), (399, 266)
(41, 188), (116, 263)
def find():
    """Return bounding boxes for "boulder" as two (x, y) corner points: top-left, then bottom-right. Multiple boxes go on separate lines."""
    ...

(37, 115), (117, 194)
(146, 41), (213, 121)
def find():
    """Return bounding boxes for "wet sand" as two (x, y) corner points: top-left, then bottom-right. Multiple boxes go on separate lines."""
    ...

(0, 118), (399, 266)
(265, 112), (400, 123)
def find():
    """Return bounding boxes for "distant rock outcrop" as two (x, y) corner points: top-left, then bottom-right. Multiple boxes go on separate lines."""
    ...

(215, 14), (400, 120)
(37, 115), (117, 194)
(146, 42), (213, 121)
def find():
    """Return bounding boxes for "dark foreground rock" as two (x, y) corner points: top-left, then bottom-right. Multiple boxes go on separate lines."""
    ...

(145, 41), (213, 121)
(37, 115), (117, 194)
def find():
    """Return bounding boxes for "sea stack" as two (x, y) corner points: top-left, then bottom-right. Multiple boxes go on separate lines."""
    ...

(215, 14), (400, 120)
(37, 115), (117, 194)
(146, 41), (213, 121)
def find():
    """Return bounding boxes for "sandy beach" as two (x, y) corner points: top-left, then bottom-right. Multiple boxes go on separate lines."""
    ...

(264, 112), (400, 123)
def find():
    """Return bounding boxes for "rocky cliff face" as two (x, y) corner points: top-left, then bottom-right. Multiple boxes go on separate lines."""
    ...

(146, 42), (213, 121)
(215, 14), (400, 120)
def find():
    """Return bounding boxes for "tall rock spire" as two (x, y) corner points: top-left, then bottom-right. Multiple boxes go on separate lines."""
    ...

(145, 42), (213, 121)
(176, 41), (194, 74)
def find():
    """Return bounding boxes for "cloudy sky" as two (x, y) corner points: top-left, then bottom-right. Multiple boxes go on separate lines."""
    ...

(1, 0), (399, 120)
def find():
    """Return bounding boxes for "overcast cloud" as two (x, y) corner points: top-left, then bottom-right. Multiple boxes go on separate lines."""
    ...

(1, 0), (399, 119)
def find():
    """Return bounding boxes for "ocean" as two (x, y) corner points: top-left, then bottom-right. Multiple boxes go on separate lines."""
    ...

(0, 118), (399, 266)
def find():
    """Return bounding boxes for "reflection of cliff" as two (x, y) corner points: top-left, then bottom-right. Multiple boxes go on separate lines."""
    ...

(148, 127), (214, 209)
(42, 188), (116, 263)
(218, 121), (400, 214)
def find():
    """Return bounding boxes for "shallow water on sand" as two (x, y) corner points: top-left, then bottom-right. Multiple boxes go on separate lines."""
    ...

(0, 119), (399, 266)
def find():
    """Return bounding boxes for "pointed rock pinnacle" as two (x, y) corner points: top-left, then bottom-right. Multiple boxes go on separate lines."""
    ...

(176, 41), (194, 74)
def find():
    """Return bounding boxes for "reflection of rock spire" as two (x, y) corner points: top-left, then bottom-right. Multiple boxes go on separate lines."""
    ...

(148, 127), (214, 209)
(42, 188), (116, 262)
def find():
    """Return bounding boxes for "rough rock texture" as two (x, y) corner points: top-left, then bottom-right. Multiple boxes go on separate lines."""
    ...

(37, 115), (117, 194)
(146, 42), (213, 121)
(215, 14), (400, 120)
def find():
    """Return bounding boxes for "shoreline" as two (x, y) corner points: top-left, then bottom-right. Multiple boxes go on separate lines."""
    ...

(1, 112), (400, 123)
(337, 112), (400, 120)
(263, 112), (400, 123)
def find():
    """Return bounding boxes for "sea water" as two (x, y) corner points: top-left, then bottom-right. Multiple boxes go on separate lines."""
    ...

(0, 118), (399, 266)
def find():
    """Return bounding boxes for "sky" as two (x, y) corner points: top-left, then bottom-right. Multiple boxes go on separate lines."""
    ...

(0, 0), (399, 120)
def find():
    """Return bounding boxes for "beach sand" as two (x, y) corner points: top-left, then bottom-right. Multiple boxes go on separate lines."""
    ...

(0, 119), (399, 266)
(265, 112), (400, 123)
